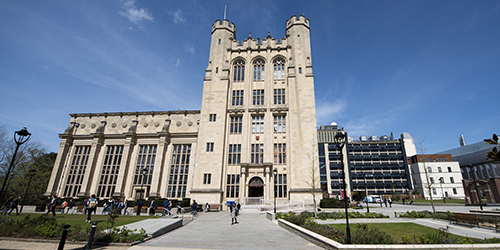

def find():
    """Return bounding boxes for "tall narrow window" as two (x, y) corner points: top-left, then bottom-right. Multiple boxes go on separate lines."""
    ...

(438, 167), (442, 172)
(209, 114), (216, 122)
(274, 143), (286, 164)
(63, 146), (90, 197)
(97, 145), (123, 198)
(232, 90), (244, 106)
(273, 115), (286, 133)
(133, 145), (156, 186)
(167, 145), (191, 198)
(273, 59), (285, 80)
(450, 177), (455, 183)
(226, 174), (240, 198)
(230, 116), (242, 133)
(274, 89), (285, 104)
(251, 143), (264, 164)
(206, 142), (214, 152)
(203, 173), (211, 184)
(233, 61), (245, 82)
(228, 144), (241, 165)
(275, 174), (287, 198)
(253, 60), (265, 81)
(253, 89), (264, 105)
(252, 115), (264, 133)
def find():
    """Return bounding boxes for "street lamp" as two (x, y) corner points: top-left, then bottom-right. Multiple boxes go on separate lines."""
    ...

(363, 172), (369, 213)
(273, 168), (277, 214)
(20, 168), (36, 213)
(140, 168), (148, 200)
(0, 128), (31, 204)
(469, 165), (483, 210)
(334, 130), (351, 244)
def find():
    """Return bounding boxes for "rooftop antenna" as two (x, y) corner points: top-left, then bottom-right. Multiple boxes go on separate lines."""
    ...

(224, 5), (227, 20)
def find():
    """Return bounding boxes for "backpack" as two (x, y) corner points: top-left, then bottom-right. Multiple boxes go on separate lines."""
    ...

(88, 199), (97, 209)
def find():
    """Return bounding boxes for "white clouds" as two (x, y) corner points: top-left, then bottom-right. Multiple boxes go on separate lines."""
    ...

(174, 58), (181, 67)
(184, 44), (195, 55)
(166, 9), (186, 24)
(316, 99), (347, 126)
(119, 0), (153, 25)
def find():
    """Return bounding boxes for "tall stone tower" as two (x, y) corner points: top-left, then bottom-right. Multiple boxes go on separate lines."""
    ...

(191, 15), (319, 206)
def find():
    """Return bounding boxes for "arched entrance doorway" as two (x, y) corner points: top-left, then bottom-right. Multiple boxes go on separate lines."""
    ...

(248, 176), (264, 197)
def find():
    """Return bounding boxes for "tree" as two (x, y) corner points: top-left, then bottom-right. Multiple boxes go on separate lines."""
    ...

(484, 134), (499, 163)
(0, 125), (55, 205)
(417, 136), (436, 214)
(306, 140), (321, 218)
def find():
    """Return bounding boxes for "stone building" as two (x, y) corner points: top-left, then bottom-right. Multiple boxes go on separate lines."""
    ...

(45, 16), (319, 208)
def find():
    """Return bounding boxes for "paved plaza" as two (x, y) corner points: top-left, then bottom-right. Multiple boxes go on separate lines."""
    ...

(1, 203), (500, 249)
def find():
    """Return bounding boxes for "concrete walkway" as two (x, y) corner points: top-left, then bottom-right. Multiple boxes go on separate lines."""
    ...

(131, 212), (322, 250)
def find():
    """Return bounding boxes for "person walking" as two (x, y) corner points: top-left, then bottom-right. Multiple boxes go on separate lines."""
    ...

(162, 199), (172, 216)
(102, 203), (108, 214)
(86, 194), (98, 222)
(176, 203), (185, 215)
(66, 199), (74, 214)
(124, 200), (130, 215)
(230, 203), (238, 225)
(1, 196), (13, 215)
(191, 200), (198, 216)
(136, 199), (144, 216)
(60, 200), (67, 214)
(236, 202), (241, 216)
(205, 203), (209, 213)
(7, 196), (21, 215)
(388, 198), (392, 207)
(149, 200), (157, 216)
(45, 195), (57, 216)
(383, 198), (388, 207)
(82, 198), (88, 215)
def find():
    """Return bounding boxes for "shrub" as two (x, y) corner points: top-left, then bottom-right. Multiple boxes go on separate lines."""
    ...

(35, 222), (60, 238)
(352, 223), (394, 244)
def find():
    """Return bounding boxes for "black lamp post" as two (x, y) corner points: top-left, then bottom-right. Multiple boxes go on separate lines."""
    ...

(0, 127), (31, 204)
(140, 168), (148, 200)
(363, 172), (369, 213)
(20, 168), (36, 213)
(469, 165), (483, 210)
(273, 168), (277, 214)
(334, 130), (351, 244)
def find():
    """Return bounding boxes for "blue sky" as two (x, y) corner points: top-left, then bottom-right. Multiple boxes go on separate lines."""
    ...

(1, 0), (499, 154)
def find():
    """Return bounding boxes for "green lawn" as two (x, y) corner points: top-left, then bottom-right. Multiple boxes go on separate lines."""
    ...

(14, 213), (161, 230)
(409, 199), (464, 204)
(329, 223), (467, 242)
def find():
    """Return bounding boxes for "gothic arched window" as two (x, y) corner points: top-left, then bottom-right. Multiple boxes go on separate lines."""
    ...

(253, 60), (265, 81)
(233, 61), (245, 82)
(273, 59), (285, 80)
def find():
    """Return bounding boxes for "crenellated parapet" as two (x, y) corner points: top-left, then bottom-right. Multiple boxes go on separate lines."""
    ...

(229, 32), (290, 53)
(286, 15), (310, 31)
(212, 19), (236, 36)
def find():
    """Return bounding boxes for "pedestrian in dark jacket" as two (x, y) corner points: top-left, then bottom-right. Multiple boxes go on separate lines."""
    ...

(1, 196), (13, 215)
(7, 196), (21, 215)
(137, 200), (144, 216)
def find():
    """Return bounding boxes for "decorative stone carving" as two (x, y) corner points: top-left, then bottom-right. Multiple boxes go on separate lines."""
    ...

(80, 124), (86, 129)
(91, 123), (96, 129)
(111, 123), (117, 128)
(188, 121), (193, 126)
(122, 123), (128, 128)
(154, 122), (160, 127)
(176, 121), (182, 127)
(143, 123), (149, 128)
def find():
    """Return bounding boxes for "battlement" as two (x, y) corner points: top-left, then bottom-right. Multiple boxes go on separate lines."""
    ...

(229, 32), (290, 52)
(286, 15), (309, 30)
(212, 19), (236, 34)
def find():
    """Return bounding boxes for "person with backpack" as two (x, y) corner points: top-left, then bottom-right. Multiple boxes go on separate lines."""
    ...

(162, 199), (172, 216)
(66, 199), (74, 214)
(86, 194), (97, 222)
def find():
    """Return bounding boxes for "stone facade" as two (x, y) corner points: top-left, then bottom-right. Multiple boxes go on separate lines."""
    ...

(46, 16), (319, 207)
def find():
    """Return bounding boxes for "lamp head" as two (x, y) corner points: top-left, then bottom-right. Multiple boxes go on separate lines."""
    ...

(14, 127), (31, 145)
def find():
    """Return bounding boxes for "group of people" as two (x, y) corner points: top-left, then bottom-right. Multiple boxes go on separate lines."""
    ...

(1, 196), (21, 216)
